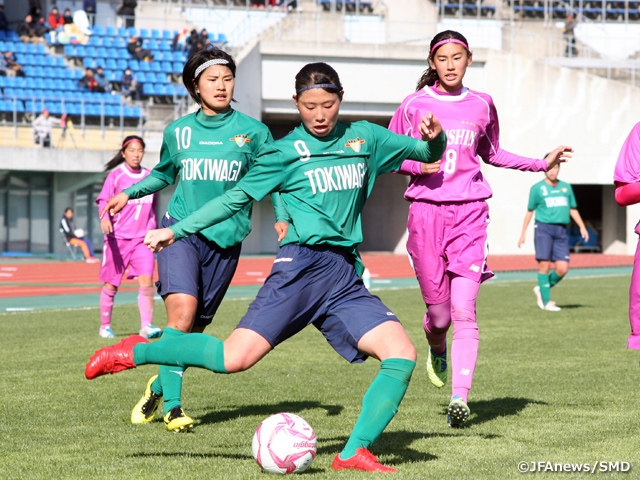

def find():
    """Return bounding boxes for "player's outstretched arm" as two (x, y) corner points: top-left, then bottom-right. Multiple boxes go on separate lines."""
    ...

(545, 146), (573, 170)
(144, 228), (175, 253)
(418, 112), (443, 141)
(100, 192), (129, 219)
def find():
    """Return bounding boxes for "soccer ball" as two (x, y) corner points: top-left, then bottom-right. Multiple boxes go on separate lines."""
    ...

(252, 413), (317, 474)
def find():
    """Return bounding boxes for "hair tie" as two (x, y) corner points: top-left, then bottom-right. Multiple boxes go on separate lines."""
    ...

(194, 58), (230, 78)
(430, 38), (469, 56)
(296, 83), (340, 94)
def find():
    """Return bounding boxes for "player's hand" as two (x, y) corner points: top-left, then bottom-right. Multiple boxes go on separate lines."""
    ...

(100, 192), (129, 219)
(420, 160), (441, 175)
(144, 228), (175, 253)
(580, 226), (589, 243)
(418, 112), (443, 141)
(545, 146), (573, 170)
(101, 218), (113, 234)
(518, 234), (526, 248)
(274, 221), (288, 242)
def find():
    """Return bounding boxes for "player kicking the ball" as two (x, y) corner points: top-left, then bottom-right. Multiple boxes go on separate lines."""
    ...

(87, 62), (445, 473)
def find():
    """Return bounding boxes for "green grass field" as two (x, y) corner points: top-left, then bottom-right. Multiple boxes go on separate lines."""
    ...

(1, 274), (638, 479)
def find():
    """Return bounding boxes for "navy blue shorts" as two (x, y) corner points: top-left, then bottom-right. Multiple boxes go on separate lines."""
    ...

(156, 213), (241, 328)
(236, 244), (400, 363)
(534, 221), (570, 262)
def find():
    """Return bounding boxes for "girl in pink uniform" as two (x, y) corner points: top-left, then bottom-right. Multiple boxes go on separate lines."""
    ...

(613, 122), (640, 350)
(389, 30), (572, 426)
(96, 136), (161, 339)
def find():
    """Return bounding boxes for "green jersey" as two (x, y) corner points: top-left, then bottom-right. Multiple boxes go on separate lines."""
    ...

(527, 179), (577, 225)
(123, 108), (273, 248)
(170, 120), (446, 273)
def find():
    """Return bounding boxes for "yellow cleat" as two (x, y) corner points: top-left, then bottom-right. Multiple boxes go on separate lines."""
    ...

(131, 375), (162, 424)
(164, 406), (194, 433)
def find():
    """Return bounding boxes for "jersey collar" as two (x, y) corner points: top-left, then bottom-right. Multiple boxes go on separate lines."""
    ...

(195, 107), (234, 126)
(422, 83), (469, 102)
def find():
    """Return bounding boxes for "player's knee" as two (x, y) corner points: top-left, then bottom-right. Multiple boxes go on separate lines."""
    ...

(556, 265), (569, 277)
(224, 355), (256, 373)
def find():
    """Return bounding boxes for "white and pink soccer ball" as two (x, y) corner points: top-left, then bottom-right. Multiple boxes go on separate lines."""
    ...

(252, 413), (317, 474)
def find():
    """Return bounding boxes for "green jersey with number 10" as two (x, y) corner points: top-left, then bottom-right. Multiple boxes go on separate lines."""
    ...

(125, 108), (273, 248)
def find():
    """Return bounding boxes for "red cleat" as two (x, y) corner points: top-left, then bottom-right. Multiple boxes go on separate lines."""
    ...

(85, 335), (148, 379)
(331, 447), (397, 473)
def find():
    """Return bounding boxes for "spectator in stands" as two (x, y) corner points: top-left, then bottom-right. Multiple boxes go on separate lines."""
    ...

(199, 28), (212, 48)
(32, 108), (59, 148)
(127, 34), (153, 61)
(29, 0), (42, 20)
(117, 0), (138, 28)
(18, 14), (45, 44)
(63, 8), (74, 25)
(48, 6), (65, 30)
(172, 28), (190, 51)
(185, 29), (199, 52)
(121, 67), (142, 100)
(563, 14), (578, 57)
(79, 67), (106, 93)
(84, 0), (97, 26)
(95, 66), (111, 93)
(60, 208), (99, 263)
(4, 51), (25, 77)
(0, 5), (9, 33)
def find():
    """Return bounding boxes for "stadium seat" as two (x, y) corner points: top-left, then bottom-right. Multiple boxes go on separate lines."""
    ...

(139, 62), (151, 72)
(159, 40), (172, 51)
(92, 25), (106, 36)
(106, 26), (117, 37)
(140, 29), (150, 39)
(88, 36), (101, 46)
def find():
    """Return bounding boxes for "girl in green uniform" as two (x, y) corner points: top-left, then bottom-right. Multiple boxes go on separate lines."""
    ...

(88, 62), (445, 472)
(100, 48), (288, 432)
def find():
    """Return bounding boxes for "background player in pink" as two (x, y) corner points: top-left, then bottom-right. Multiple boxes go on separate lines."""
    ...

(613, 121), (640, 350)
(389, 30), (573, 427)
(96, 135), (161, 340)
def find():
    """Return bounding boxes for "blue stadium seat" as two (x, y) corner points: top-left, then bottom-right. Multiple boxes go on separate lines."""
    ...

(45, 56), (56, 67)
(55, 57), (66, 67)
(24, 78), (36, 89)
(151, 29), (162, 39)
(138, 61), (150, 72)
(162, 29), (174, 40)
(34, 56), (46, 67)
(117, 27), (127, 38)
(142, 83), (155, 96)
(86, 46), (98, 57)
(22, 53), (35, 65)
(53, 79), (65, 91)
(66, 102), (81, 115)
(173, 62), (183, 74)
(106, 48), (119, 59)
(102, 37), (114, 48)
(139, 29), (150, 39)
(126, 27), (138, 37)
(88, 36), (101, 46)
(116, 59), (128, 70)
(114, 37), (126, 48)
(34, 78), (46, 89)
(161, 61), (173, 74)
(93, 25), (106, 36)
(105, 104), (120, 117)
(97, 47), (108, 59)
(63, 79), (75, 90)
(85, 104), (100, 117)
(124, 106), (142, 118)
(159, 40), (171, 51)
(75, 45), (86, 57)
(106, 26), (117, 37)
(106, 58), (117, 70)
(147, 39), (159, 50)
(128, 59), (139, 71)
(25, 43), (37, 54)
(150, 61), (161, 73)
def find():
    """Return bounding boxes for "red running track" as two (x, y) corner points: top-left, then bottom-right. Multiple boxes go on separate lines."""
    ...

(0, 253), (633, 298)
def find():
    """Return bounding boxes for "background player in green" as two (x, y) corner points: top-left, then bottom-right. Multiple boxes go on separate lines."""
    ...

(101, 47), (288, 432)
(518, 163), (588, 311)
(87, 62), (445, 473)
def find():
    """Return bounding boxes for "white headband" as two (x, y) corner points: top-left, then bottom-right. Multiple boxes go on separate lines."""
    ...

(194, 58), (230, 78)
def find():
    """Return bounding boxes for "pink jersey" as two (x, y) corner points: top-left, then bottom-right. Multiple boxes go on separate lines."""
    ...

(96, 163), (157, 239)
(614, 122), (640, 184)
(389, 84), (548, 203)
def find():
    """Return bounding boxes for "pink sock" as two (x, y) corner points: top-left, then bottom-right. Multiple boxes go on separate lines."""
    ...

(100, 286), (116, 328)
(138, 286), (155, 329)
(424, 300), (451, 354)
(450, 275), (480, 403)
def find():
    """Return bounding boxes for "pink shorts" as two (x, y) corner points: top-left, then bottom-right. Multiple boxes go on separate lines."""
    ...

(406, 200), (494, 305)
(99, 236), (155, 287)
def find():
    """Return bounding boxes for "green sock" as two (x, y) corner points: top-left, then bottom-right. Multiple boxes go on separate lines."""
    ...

(133, 333), (227, 374)
(339, 358), (416, 460)
(538, 273), (551, 306)
(549, 271), (564, 288)
(148, 328), (187, 414)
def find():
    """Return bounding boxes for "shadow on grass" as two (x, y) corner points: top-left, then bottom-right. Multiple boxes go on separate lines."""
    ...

(440, 396), (547, 427)
(198, 400), (343, 426)
(555, 304), (587, 309)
